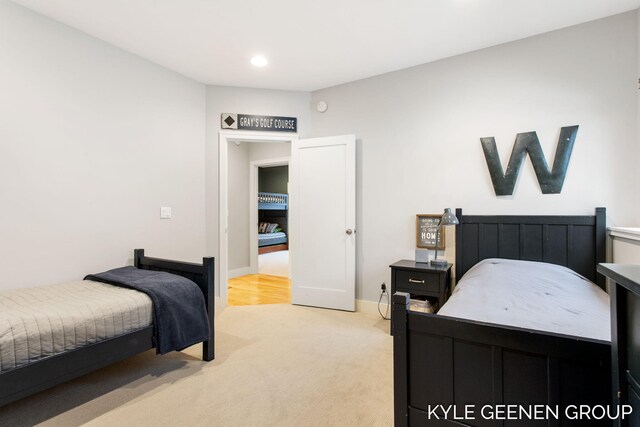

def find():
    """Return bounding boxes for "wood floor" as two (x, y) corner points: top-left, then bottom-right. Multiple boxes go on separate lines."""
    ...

(228, 274), (291, 306)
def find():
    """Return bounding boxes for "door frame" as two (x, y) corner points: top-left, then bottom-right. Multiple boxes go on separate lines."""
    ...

(249, 157), (290, 275)
(218, 131), (298, 306)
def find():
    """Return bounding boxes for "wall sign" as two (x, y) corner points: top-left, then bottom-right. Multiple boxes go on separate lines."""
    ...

(416, 214), (444, 250)
(480, 125), (578, 196)
(221, 113), (297, 133)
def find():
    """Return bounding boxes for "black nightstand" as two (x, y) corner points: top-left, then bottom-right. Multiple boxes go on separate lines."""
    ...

(389, 260), (452, 333)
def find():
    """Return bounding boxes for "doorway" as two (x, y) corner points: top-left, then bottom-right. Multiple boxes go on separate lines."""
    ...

(219, 132), (297, 307)
(219, 132), (356, 312)
(256, 164), (289, 277)
(227, 156), (291, 306)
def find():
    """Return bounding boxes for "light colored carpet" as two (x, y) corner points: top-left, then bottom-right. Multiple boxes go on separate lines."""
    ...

(0, 304), (393, 426)
(258, 250), (289, 277)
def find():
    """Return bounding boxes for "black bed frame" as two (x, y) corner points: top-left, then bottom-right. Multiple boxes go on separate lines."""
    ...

(393, 208), (610, 426)
(455, 207), (606, 290)
(597, 264), (640, 427)
(0, 249), (215, 407)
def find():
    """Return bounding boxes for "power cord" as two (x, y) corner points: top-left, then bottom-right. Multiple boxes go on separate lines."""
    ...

(378, 282), (390, 320)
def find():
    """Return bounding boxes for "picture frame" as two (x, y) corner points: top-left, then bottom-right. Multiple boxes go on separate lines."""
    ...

(416, 214), (444, 249)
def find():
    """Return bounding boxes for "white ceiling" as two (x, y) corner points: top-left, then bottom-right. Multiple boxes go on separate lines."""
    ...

(11, 0), (640, 91)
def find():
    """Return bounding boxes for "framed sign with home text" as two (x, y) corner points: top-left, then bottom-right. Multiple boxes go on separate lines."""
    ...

(416, 214), (444, 250)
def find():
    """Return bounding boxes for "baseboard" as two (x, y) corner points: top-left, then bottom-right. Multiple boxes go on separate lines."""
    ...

(215, 295), (387, 318)
(228, 267), (251, 279)
(356, 298), (389, 318)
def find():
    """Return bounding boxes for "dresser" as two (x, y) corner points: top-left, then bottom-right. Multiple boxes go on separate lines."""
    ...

(597, 263), (640, 427)
(389, 260), (452, 334)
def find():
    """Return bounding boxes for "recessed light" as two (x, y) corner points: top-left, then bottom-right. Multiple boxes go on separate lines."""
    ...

(251, 55), (268, 67)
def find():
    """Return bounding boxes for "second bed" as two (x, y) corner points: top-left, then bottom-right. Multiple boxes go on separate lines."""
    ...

(393, 208), (611, 427)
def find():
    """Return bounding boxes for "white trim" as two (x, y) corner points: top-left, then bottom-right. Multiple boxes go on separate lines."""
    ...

(219, 131), (297, 306)
(249, 157), (290, 276)
(608, 227), (640, 243)
(228, 267), (252, 279)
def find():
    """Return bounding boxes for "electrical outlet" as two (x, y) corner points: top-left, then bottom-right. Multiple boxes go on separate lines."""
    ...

(381, 282), (386, 292)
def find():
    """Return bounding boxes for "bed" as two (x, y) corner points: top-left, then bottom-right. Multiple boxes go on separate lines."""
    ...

(258, 191), (288, 210)
(0, 249), (215, 407)
(393, 208), (611, 426)
(259, 231), (288, 247)
(258, 191), (288, 254)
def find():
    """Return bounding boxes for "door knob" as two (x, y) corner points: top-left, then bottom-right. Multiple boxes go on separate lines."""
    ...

(346, 229), (353, 235)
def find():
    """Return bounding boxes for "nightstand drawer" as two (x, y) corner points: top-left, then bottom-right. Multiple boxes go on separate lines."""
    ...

(395, 270), (440, 294)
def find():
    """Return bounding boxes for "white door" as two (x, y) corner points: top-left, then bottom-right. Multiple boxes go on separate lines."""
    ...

(290, 135), (356, 311)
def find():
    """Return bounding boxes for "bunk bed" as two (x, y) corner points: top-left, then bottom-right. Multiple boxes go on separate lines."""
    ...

(258, 192), (288, 254)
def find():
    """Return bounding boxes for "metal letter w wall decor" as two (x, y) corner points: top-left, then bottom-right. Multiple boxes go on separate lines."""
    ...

(480, 125), (578, 196)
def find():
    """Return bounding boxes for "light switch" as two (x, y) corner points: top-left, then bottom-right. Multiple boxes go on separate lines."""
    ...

(160, 207), (172, 219)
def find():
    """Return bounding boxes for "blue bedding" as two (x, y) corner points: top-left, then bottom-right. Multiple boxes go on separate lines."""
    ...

(85, 266), (210, 355)
(258, 232), (287, 247)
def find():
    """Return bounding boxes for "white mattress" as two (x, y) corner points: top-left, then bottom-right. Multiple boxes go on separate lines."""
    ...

(0, 280), (153, 373)
(438, 258), (610, 341)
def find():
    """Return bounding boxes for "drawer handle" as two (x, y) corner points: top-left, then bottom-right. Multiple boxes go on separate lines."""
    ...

(408, 279), (425, 284)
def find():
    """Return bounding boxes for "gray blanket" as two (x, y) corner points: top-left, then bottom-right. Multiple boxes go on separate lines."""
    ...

(85, 266), (209, 355)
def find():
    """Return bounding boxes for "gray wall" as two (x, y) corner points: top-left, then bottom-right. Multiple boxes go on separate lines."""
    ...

(3, 2), (638, 307)
(637, 9), (640, 223)
(249, 142), (292, 162)
(227, 142), (250, 271)
(259, 166), (289, 193)
(0, 0), (207, 290)
(310, 12), (639, 302)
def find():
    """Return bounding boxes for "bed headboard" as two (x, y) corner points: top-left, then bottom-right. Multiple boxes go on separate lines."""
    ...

(258, 192), (288, 210)
(455, 207), (606, 289)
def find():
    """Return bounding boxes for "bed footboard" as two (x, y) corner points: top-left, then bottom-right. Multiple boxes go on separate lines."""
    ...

(393, 293), (611, 427)
(134, 249), (215, 361)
